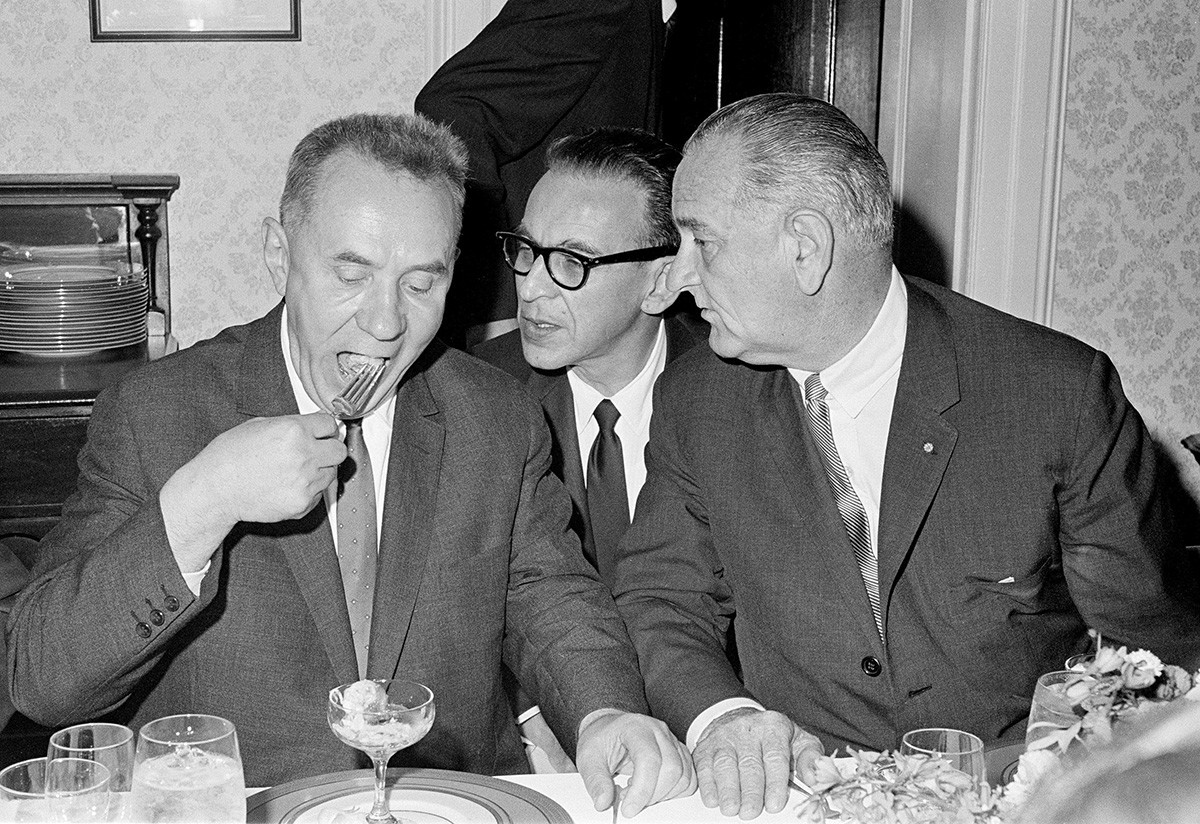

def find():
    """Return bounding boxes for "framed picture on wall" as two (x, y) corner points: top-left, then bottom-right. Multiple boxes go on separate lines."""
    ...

(90, 0), (301, 42)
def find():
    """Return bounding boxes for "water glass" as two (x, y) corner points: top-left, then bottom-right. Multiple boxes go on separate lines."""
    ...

(900, 728), (986, 786)
(49, 722), (135, 819)
(130, 714), (246, 824)
(45, 757), (113, 822)
(0, 756), (112, 823)
(0, 757), (49, 823)
(1026, 670), (1080, 748)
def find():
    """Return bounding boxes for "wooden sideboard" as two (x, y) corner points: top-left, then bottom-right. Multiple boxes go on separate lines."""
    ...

(0, 174), (179, 765)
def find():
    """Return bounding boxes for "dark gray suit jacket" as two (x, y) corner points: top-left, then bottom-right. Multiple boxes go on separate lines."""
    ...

(473, 315), (702, 584)
(613, 277), (1200, 753)
(6, 305), (647, 786)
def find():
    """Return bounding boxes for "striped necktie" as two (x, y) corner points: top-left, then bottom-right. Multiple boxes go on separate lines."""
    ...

(338, 418), (377, 677)
(803, 374), (883, 638)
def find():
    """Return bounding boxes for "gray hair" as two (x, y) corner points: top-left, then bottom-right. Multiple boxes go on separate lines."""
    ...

(686, 94), (893, 252)
(545, 127), (681, 248)
(279, 112), (469, 233)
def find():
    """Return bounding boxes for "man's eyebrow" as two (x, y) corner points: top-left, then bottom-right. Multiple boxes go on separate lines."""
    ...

(674, 215), (708, 233)
(333, 251), (373, 265)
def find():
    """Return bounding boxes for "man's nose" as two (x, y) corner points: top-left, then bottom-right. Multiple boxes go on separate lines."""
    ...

(665, 245), (702, 293)
(356, 282), (407, 340)
(515, 255), (557, 301)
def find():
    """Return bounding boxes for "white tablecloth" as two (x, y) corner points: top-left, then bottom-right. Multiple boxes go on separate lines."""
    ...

(498, 773), (809, 823)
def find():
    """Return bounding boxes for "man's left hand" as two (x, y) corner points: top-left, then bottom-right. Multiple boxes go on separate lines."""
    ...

(575, 710), (697, 817)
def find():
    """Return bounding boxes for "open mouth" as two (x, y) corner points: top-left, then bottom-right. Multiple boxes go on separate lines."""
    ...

(336, 352), (389, 381)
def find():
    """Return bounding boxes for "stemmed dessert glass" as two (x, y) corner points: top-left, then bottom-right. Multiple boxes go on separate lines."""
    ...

(328, 679), (436, 824)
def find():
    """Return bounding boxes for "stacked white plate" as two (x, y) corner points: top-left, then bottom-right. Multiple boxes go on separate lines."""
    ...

(0, 263), (149, 357)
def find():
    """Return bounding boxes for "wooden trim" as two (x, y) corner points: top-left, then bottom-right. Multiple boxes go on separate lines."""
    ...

(879, 0), (1072, 325)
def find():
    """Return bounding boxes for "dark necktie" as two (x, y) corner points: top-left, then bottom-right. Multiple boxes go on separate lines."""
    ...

(586, 399), (630, 574)
(338, 419), (377, 677)
(803, 374), (883, 638)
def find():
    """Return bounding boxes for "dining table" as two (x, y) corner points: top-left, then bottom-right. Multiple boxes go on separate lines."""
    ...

(244, 742), (1024, 823)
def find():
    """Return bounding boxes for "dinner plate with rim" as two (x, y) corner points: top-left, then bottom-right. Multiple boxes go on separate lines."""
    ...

(245, 768), (571, 824)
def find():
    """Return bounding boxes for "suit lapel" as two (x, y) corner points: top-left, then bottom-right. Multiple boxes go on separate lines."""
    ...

(526, 369), (594, 563)
(876, 282), (961, 615)
(758, 370), (885, 647)
(369, 363), (445, 679)
(236, 304), (359, 684)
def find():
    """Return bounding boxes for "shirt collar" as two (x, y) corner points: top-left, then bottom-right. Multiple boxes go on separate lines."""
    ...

(789, 266), (908, 417)
(567, 318), (667, 429)
(279, 306), (397, 425)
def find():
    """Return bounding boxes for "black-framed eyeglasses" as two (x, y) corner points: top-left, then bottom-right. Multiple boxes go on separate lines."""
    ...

(496, 231), (675, 290)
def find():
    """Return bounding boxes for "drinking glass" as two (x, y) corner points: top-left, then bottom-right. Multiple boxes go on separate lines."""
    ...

(900, 728), (986, 786)
(129, 714), (246, 824)
(1064, 653), (1094, 672)
(48, 722), (135, 820)
(45, 757), (113, 822)
(1, 756), (111, 823)
(328, 680), (436, 824)
(0, 757), (50, 823)
(1026, 670), (1080, 749)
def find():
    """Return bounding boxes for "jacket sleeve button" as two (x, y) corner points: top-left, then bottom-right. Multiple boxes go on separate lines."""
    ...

(149, 609), (165, 626)
(163, 595), (180, 612)
(861, 656), (883, 677)
(136, 622), (152, 639)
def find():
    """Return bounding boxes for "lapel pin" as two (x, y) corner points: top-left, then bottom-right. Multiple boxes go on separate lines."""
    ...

(923, 442), (934, 454)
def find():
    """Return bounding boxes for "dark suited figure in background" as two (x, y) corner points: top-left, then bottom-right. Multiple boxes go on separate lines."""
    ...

(474, 127), (700, 771)
(415, 0), (665, 345)
(6, 112), (696, 816)
(611, 94), (1200, 818)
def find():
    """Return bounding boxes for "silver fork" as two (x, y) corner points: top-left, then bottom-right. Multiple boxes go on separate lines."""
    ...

(330, 360), (385, 419)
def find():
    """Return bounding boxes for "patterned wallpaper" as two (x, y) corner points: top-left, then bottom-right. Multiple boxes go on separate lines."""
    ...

(0, 0), (428, 346)
(1055, 0), (1200, 523)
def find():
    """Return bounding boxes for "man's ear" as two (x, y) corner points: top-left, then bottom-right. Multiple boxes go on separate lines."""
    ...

(640, 255), (678, 315)
(262, 217), (290, 297)
(785, 209), (834, 296)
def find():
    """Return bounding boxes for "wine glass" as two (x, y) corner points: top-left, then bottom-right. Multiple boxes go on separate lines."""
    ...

(129, 714), (246, 824)
(48, 722), (135, 820)
(900, 728), (986, 787)
(328, 679), (436, 824)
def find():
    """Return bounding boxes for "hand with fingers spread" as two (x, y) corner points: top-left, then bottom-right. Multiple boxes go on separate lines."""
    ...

(160, 412), (347, 571)
(692, 707), (823, 819)
(575, 709), (697, 818)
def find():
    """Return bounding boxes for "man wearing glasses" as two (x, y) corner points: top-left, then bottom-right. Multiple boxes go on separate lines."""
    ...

(474, 126), (703, 770)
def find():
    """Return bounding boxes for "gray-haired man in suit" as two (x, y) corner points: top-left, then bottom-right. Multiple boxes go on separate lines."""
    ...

(611, 94), (1200, 817)
(7, 112), (694, 816)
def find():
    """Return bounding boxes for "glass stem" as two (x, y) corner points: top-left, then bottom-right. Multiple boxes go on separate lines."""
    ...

(367, 755), (395, 823)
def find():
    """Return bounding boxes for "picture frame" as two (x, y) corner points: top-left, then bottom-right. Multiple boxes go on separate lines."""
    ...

(90, 0), (300, 42)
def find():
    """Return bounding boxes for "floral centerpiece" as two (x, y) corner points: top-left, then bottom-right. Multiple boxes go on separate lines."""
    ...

(1027, 632), (1200, 753)
(794, 634), (1200, 822)
(796, 749), (1011, 823)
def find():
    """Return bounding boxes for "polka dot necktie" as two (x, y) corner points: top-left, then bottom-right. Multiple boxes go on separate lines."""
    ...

(338, 419), (377, 677)
(803, 374), (883, 638)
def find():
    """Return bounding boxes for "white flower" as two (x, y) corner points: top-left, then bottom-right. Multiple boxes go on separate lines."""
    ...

(1185, 671), (1200, 702)
(1003, 750), (1062, 808)
(1092, 645), (1125, 673)
(1126, 649), (1164, 677)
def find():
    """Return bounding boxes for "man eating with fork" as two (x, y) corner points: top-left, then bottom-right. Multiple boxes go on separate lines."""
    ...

(6, 112), (695, 815)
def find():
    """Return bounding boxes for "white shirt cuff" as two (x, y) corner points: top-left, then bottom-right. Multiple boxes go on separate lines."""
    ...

(180, 560), (211, 597)
(516, 705), (542, 725)
(686, 698), (766, 750)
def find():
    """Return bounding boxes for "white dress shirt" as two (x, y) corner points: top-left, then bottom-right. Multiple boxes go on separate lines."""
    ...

(180, 309), (395, 594)
(567, 319), (668, 518)
(686, 267), (909, 750)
